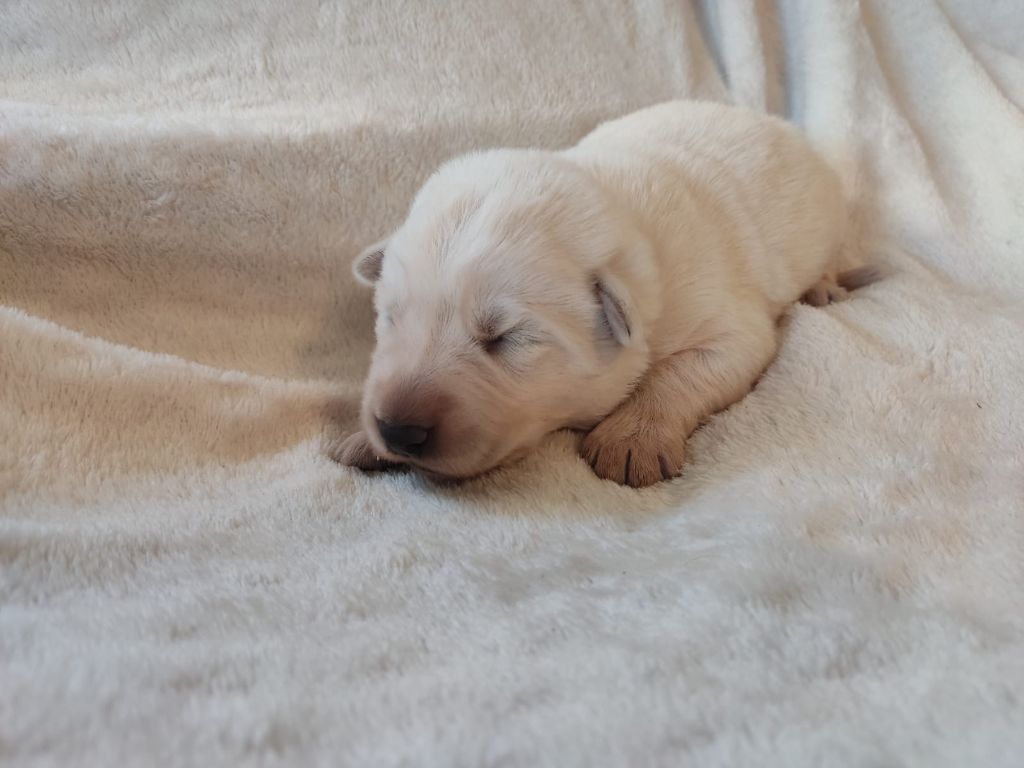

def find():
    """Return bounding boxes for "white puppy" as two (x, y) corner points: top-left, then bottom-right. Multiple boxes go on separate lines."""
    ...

(334, 101), (870, 486)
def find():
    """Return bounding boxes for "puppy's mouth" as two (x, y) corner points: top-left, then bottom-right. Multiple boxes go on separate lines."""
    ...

(361, 409), (536, 482)
(368, 437), (511, 484)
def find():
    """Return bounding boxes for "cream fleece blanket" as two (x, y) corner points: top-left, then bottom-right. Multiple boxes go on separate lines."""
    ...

(2, 1), (1023, 765)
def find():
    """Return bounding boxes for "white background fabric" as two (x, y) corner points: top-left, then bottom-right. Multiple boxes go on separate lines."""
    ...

(2, 1), (1023, 765)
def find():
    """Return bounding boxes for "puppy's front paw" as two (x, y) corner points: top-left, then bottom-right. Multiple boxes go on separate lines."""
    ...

(580, 411), (687, 488)
(328, 430), (400, 472)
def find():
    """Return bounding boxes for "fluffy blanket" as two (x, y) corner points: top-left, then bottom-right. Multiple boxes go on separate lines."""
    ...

(2, 1), (1022, 765)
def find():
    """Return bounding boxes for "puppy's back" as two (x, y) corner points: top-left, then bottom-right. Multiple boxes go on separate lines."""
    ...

(570, 101), (846, 310)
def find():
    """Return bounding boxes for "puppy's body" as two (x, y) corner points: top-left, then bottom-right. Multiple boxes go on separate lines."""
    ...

(570, 101), (846, 357)
(336, 101), (856, 486)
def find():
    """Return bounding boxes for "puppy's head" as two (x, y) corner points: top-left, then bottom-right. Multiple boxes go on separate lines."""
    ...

(353, 149), (657, 479)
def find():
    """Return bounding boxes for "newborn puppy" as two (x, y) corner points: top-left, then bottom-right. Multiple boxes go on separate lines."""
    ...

(335, 101), (865, 486)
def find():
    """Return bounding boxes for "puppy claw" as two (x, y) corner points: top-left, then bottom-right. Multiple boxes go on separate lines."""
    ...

(328, 430), (400, 472)
(658, 454), (674, 481)
(581, 415), (687, 488)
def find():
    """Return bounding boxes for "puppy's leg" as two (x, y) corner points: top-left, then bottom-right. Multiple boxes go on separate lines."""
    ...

(581, 316), (778, 487)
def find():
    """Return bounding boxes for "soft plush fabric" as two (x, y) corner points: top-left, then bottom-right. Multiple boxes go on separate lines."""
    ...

(1, 1), (1022, 765)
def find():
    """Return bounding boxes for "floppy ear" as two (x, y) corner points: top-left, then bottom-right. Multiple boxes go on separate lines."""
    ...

(595, 272), (637, 347)
(353, 239), (387, 286)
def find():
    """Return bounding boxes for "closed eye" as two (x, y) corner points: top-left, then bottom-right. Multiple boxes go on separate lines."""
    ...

(483, 332), (510, 355)
(481, 330), (511, 355)
(479, 325), (533, 356)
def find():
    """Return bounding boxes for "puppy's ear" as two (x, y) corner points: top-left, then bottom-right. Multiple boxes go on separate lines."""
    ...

(353, 239), (388, 286)
(595, 273), (637, 347)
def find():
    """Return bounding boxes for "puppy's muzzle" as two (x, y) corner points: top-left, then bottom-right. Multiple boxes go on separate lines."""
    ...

(376, 418), (431, 458)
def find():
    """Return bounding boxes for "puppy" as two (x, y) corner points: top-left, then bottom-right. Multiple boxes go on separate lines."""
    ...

(334, 101), (867, 487)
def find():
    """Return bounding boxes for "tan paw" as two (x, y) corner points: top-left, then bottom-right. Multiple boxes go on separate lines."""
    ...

(580, 412), (687, 488)
(327, 430), (400, 472)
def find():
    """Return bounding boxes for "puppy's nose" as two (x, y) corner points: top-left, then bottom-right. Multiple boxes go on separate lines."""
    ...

(376, 419), (431, 457)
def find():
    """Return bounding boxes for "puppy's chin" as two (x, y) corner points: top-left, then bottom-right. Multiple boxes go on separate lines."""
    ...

(414, 466), (494, 486)
(409, 451), (507, 484)
(405, 440), (537, 484)
(415, 454), (528, 485)
(357, 429), (497, 482)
